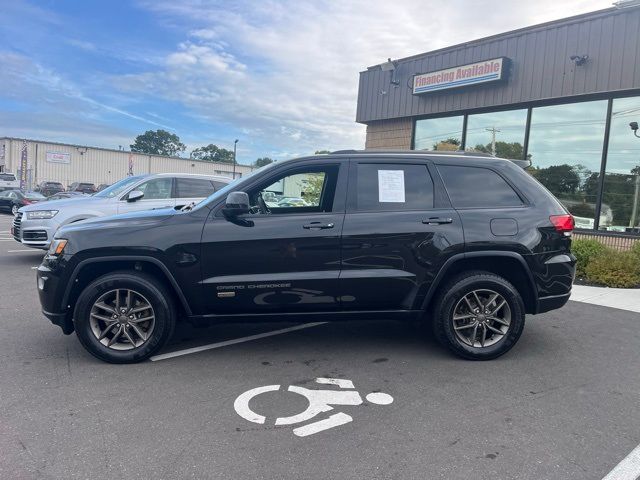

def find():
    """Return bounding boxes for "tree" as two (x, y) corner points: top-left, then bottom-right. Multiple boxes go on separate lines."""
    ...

(190, 144), (234, 163)
(254, 157), (274, 167)
(529, 164), (581, 197)
(130, 130), (186, 156)
(315, 150), (331, 155)
(472, 141), (524, 160)
(433, 138), (460, 151)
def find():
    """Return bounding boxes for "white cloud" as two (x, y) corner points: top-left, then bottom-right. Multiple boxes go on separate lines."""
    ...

(120, 0), (609, 158)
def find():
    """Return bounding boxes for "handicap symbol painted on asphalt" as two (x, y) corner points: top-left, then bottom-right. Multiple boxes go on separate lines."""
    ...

(233, 378), (393, 437)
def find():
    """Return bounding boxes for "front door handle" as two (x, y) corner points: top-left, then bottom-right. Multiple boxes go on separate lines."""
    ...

(422, 217), (453, 225)
(303, 222), (334, 230)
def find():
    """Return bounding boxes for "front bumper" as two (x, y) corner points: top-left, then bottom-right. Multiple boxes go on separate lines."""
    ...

(13, 214), (58, 249)
(37, 259), (75, 334)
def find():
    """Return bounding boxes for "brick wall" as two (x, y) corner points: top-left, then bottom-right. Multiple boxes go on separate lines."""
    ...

(574, 232), (639, 251)
(364, 118), (413, 150)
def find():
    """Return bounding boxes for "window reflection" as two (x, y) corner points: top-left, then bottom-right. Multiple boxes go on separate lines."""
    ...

(527, 101), (608, 229)
(601, 96), (640, 233)
(414, 116), (463, 151)
(465, 109), (527, 159)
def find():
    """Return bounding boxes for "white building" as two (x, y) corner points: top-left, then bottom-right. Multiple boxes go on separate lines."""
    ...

(0, 137), (254, 189)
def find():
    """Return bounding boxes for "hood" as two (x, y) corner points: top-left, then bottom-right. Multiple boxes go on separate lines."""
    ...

(19, 195), (96, 212)
(57, 206), (176, 235)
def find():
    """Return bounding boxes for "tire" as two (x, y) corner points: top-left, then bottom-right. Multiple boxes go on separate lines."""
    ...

(74, 271), (176, 363)
(11, 205), (18, 215)
(432, 271), (525, 360)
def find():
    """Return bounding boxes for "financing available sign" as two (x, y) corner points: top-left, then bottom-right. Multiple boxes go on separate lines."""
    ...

(413, 57), (510, 95)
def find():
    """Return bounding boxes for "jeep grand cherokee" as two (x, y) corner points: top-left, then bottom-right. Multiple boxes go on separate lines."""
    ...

(36, 150), (576, 363)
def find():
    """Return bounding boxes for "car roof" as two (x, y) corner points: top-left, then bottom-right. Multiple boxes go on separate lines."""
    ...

(149, 172), (233, 182)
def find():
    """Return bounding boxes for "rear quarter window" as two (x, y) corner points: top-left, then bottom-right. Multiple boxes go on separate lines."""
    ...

(438, 165), (523, 208)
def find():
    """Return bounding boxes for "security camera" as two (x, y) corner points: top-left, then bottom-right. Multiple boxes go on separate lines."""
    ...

(570, 55), (589, 66)
(631, 121), (639, 132)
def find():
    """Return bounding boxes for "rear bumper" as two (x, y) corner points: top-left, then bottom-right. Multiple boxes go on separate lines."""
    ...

(536, 292), (571, 314)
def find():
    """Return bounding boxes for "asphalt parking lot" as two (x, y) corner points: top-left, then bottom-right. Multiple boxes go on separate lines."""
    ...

(0, 213), (639, 480)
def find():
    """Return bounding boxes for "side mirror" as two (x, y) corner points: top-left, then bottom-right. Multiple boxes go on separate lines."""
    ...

(127, 190), (145, 202)
(222, 191), (250, 218)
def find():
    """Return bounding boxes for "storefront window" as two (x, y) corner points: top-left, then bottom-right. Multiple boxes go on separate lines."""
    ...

(527, 100), (608, 229)
(601, 96), (640, 233)
(465, 109), (527, 159)
(414, 116), (463, 151)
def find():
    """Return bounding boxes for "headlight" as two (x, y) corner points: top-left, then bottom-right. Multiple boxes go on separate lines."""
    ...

(27, 210), (58, 220)
(48, 239), (68, 256)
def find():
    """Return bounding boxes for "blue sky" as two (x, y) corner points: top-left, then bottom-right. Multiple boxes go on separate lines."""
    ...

(0, 0), (608, 165)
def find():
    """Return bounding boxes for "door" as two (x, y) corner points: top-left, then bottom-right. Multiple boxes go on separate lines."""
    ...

(340, 160), (464, 311)
(0, 191), (10, 211)
(200, 162), (346, 314)
(117, 177), (176, 214)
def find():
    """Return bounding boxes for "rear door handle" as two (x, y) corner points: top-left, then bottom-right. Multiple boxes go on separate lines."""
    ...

(303, 222), (334, 230)
(422, 217), (453, 225)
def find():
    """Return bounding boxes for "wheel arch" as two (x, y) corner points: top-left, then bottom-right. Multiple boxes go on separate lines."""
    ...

(423, 252), (538, 314)
(63, 256), (192, 318)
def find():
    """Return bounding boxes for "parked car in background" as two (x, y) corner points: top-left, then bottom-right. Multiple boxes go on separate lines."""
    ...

(0, 172), (20, 192)
(47, 191), (86, 201)
(37, 181), (65, 197)
(96, 184), (110, 192)
(0, 190), (46, 215)
(68, 182), (97, 194)
(15, 173), (231, 249)
(35, 151), (576, 363)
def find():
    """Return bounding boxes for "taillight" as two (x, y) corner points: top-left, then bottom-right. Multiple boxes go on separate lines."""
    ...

(550, 214), (574, 235)
(23, 200), (32, 205)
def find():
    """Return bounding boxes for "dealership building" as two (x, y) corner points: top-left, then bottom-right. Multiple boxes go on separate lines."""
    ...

(356, 3), (640, 247)
(0, 137), (254, 189)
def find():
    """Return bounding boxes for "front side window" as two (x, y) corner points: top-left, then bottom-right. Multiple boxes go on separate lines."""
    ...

(356, 163), (434, 211)
(414, 116), (463, 151)
(250, 166), (338, 214)
(438, 165), (523, 208)
(527, 100), (608, 229)
(133, 178), (172, 200)
(175, 178), (217, 198)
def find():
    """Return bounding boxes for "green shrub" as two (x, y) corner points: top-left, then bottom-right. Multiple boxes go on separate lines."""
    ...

(585, 250), (640, 288)
(571, 239), (609, 278)
(632, 241), (640, 259)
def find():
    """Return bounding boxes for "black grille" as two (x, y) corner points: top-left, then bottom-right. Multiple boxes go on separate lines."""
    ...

(12, 212), (22, 241)
(22, 230), (48, 241)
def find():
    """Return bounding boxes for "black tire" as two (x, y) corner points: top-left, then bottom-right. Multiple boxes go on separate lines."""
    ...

(74, 271), (176, 363)
(432, 271), (525, 360)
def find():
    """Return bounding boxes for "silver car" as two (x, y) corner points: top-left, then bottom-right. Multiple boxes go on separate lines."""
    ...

(14, 173), (231, 249)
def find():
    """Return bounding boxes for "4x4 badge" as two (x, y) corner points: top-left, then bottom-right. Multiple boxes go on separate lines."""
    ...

(233, 377), (393, 437)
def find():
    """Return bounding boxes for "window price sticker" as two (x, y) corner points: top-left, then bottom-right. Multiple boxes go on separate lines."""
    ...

(378, 170), (405, 203)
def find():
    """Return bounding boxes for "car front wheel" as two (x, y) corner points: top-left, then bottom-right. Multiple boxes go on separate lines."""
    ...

(11, 205), (18, 215)
(74, 272), (176, 363)
(432, 271), (525, 360)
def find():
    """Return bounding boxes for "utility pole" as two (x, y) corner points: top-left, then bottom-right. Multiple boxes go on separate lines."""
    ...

(233, 139), (239, 179)
(485, 127), (501, 156)
(630, 122), (640, 230)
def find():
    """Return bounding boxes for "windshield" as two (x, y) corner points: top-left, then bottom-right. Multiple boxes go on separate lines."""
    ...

(194, 163), (277, 210)
(94, 175), (144, 198)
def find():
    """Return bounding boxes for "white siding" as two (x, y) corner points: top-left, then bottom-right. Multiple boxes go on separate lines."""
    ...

(0, 138), (254, 188)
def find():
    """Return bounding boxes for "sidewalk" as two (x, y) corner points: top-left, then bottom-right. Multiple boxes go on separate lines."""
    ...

(570, 284), (640, 314)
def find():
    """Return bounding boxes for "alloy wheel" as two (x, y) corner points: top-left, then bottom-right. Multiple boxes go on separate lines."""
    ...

(12, 205), (18, 215)
(89, 289), (156, 351)
(452, 289), (511, 348)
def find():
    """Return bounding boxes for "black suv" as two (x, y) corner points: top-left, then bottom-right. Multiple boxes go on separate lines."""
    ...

(37, 151), (576, 363)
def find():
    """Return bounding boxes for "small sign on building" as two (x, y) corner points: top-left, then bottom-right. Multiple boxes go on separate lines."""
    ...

(413, 57), (510, 95)
(46, 151), (71, 164)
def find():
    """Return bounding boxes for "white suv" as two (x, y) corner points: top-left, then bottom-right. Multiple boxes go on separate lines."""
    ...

(0, 172), (20, 191)
(14, 173), (231, 249)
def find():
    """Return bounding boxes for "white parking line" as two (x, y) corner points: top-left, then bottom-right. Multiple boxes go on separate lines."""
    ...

(150, 322), (327, 361)
(7, 249), (38, 253)
(603, 444), (640, 480)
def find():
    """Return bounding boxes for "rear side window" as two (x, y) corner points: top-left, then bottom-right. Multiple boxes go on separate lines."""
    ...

(175, 178), (217, 198)
(438, 165), (523, 208)
(356, 163), (433, 211)
(0, 174), (16, 181)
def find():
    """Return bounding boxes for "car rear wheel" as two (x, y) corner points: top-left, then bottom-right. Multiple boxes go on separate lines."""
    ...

(11, 205), (18, 215)
(74, 272), (176, 363)
(432, 271), (525, 360)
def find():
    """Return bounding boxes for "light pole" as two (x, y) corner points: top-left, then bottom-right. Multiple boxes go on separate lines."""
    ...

(233, 139), (239, 179)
